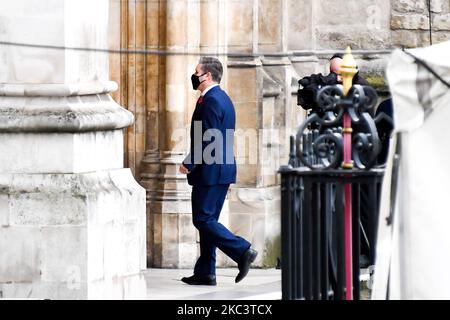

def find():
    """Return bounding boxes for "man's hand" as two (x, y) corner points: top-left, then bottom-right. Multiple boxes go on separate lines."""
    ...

(179, 164), (189, 174)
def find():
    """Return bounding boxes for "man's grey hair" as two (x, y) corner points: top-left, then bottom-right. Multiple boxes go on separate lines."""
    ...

(199, 57), (223, 83)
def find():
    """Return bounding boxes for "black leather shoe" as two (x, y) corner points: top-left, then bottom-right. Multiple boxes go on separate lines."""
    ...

(181, 274), (217, 286)
(235, 247), (258, 283)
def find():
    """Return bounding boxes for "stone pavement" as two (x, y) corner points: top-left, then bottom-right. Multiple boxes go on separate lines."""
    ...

(144, 268), (281, 300)
(143, 268), (373, 300)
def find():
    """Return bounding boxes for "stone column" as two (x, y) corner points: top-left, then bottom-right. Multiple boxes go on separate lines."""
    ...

(147, 0), (196, 268)
(139, 0), (164, 267)
(145, 0), (230, 268)
(0, 0), (146, 299)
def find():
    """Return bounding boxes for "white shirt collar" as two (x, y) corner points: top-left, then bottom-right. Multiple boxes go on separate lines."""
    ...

(201, 83), (219, 96)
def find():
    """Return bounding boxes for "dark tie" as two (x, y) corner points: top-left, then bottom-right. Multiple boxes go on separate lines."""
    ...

(197, 96), (204, 105)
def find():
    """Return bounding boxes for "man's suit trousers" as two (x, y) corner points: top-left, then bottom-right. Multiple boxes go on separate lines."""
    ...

(192, 184), (251, 276)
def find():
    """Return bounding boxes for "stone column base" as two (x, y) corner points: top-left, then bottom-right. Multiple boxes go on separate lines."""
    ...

(0, 169), (146, 299)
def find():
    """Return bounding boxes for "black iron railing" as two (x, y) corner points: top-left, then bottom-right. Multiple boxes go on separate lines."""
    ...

(280, 162), (384, 300)
(279, 81), (393, 300)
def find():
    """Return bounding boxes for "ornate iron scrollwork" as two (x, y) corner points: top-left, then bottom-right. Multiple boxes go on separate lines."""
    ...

(296, 84), (381, 170)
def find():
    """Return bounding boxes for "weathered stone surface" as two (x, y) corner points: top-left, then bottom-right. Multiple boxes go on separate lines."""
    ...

(0, 281), (88, 300)
(317, 28), (392, 50)
(315, 0), (392, 49)
(263, 209), (281, 267)
(228, 67), (259, 104)
(0, 169), (146, 298)
(0, 195), (10, 227)
(0, 273), (146, 299)
(391, 30), (431, 48)
(392, 0), (427, 13)
(430, 0), (446, 13)
(179, 213), (195, 243)
(432, 31), (450, 43)
(287, 0), (314, 50)
(0, 131), (123, 174)
(258, 0), (281, 52)
(249, 213), (266, 262)
(227, 186), (281, 267)
(433, 14), (450, 31)
(236, 164), (258, 186)
(40, 226), (87, 283)
(0, 0), (110, 84)
(0, 226), (40, 282)
(391, 13), (430, 30)
(160, 242), (180, 268)
(0, 93), (134, 133)
(178, 243), (198, 268)
(229, 213), (252, 241)
(227, 0), (254, 52)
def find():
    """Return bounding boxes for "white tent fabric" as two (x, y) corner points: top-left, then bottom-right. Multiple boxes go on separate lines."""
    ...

(372, 41), (450, 299)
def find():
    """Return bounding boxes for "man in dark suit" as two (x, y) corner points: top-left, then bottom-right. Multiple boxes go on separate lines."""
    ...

(179, 57), (257, 286)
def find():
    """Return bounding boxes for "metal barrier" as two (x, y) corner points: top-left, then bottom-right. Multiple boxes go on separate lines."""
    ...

(280, 156), (383, 300)
(279, 48), (392, 300)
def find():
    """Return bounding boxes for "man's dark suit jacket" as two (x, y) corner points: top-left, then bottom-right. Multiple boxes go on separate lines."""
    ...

(182, 86), (237, 186)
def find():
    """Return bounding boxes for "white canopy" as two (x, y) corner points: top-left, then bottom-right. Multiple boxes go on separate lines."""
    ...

(372, 40), (450, 299)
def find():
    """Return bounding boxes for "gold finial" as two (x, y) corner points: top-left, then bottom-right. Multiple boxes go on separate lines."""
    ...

(339, 46), (358, 96)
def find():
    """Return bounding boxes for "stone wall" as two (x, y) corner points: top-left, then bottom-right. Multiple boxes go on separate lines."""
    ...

(391, 0), (450, 47)
(314, 0), (392, 50)
(108, 0), (450, 270)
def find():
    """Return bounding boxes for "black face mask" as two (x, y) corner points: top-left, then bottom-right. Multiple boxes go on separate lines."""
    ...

(191, 72), (207, 90)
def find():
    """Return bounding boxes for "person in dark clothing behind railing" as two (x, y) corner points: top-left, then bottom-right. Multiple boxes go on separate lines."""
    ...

(329, 53), (369, 86)
(375, 98), (394, 165)
(357, 98), (394, 268)
(297, 54), (369, 119)
(358, 97), (394, 269)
